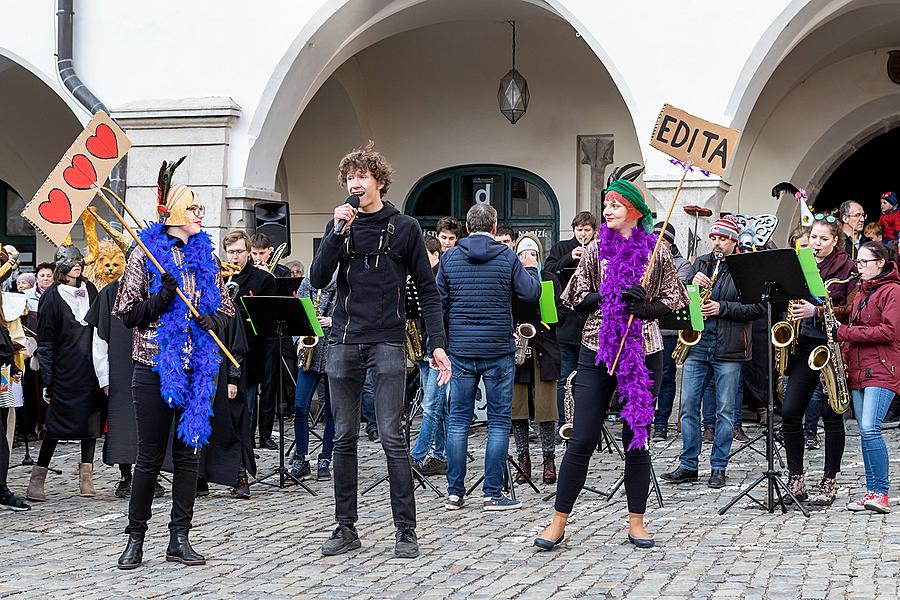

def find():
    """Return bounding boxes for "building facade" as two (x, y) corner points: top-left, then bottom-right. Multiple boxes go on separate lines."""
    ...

(1, 0), (898, 267)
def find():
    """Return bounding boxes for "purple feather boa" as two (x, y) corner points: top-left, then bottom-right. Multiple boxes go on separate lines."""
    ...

(595, 224), (658, 450)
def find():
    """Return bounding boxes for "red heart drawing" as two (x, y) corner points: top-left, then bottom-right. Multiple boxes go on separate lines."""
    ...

(38, 188), (73, 224)
(62, 154), (97, 190)
(85, 123), (118, 160)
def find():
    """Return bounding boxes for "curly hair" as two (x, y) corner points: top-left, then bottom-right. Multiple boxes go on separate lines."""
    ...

(338, 141), (394, 198)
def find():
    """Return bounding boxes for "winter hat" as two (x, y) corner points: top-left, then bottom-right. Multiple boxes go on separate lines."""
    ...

(653, 221), (676, 245)
(708, 216), (740, 242)
(881, 191), (897, 207)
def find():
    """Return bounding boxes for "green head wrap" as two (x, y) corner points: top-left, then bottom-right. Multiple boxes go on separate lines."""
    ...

(606, 179), (653, 233)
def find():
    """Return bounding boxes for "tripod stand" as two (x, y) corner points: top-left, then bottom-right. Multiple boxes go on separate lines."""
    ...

(718, 253), (812, 517)
(541, 423), (617, 502)
(242, 296), (317, 496)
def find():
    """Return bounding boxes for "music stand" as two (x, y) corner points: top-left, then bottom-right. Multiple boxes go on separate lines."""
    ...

(718, 249), (811, 517)
(274, 276), (303, 297)
(242, 295), (322, 495)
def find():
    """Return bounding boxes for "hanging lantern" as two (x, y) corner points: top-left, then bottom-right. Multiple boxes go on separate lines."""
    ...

(498, 20), (529, 124)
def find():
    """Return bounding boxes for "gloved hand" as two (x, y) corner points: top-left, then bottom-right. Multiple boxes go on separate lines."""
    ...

(625, 299), (671, 321)
(621, 285), (646, 304)
(160, 273), (178, 303)
(194, 314), (217, 331)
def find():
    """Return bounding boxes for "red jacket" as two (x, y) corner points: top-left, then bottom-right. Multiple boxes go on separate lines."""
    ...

(880, 210), (900, 242)
(838, 264), (900, 394)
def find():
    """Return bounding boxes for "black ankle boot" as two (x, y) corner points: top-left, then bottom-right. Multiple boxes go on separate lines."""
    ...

(166, 531), (206, 566)
(117, 533), (144, 570)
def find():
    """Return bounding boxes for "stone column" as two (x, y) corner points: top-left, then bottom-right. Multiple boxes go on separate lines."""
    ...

(112, 97), (241, 247)
(644, 175), (731, 260)
(578, 134), (615, 215)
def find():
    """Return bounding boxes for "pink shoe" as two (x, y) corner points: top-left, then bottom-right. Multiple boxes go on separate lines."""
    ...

(848, 491), (874, 512)
(864, 492), (891, 514)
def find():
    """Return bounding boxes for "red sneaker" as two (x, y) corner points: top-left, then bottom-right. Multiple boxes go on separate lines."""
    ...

(864, 492), (891, 514)
(847, 492), (871, 512)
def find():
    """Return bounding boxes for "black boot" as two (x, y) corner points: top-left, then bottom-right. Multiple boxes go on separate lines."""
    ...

(166, 531), (206, 566)
(117, 533), (144, 570)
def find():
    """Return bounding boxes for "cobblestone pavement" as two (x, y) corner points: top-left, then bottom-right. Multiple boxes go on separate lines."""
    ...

(2, 417), (899, 599)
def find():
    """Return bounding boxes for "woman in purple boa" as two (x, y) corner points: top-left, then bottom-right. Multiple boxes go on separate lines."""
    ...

(535, 179), (688, 551)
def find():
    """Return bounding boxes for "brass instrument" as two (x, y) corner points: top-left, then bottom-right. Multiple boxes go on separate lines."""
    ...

(514, 323), (536, 367)
(559, 370), (577, 440)
(300, 290), (322, 371)
(807, 276), (856, 414)
(266, 242), (288, 273)
(672, 252), (723, 364)
(405, 319), (425, 363)
(0, 246), (20, 282)
(772, 300), (799, 399)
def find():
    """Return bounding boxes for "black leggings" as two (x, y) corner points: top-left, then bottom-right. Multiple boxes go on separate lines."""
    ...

(555, 346), (662, 515)
(781, 339), (845, 477)
(37, 438), (96, 467)
(0, 408), (9, 488)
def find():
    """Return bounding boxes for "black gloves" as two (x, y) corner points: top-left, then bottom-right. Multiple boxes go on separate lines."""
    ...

(625, 300), (671, 320)
(194, 314), (218, 332)
(622, 285), (646, 304)
(160, 273), (178, 303)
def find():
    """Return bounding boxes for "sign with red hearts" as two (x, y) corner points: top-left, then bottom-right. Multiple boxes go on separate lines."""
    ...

(22, 111), (132, 246)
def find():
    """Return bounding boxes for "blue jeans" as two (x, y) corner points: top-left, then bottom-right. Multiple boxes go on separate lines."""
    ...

(446, 353), (515, 499)
(293, 369), (334, 461)
(803, 383), (825, 435)
(852, 387), (894, 494)
(361, 370), (377, 435)
(679, 338), (742, 470)
(654, 335), (678, 430)
(701, 382), (716, 429)
(556, 342), (580, 429)
(411, 361), (447, 463)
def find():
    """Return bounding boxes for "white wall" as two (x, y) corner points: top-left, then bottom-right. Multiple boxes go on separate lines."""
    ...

(279, 17), (642, 268)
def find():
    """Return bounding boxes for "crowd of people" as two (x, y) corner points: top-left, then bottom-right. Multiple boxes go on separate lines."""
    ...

(0, 144), (897, 568)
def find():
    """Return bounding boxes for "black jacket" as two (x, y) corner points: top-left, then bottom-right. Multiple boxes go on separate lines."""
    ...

(544, 236), (586, 346)
(513, 271), (562, 382)
(309, 202), (446, 352)
(695, 252), (766, 361)
(230, 259), (276, 373)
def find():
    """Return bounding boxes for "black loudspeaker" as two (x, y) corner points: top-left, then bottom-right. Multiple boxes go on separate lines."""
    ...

(254, 201), (291, 258)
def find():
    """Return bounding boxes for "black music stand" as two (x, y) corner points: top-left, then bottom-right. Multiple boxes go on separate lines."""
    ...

(242, 295), (321, 495)
(274, 276), (303, 297)
(719, 249), (811, 517)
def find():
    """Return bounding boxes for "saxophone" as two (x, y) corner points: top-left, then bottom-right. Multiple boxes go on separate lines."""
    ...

(672, 252), (723, 364)
(300, 290), (322, 371)
(514, 323), (536, 366)
(807, 276), (856, 414)
(405, 319), (425, 362)
(772, 300), (799, 399)
(558, 370), (577, 440)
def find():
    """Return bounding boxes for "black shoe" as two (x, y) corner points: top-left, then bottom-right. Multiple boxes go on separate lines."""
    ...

(259, 438), (278, 451)
(316, 457), (331, 481)
(231, 470), (250, 499)
(0, 487), (31, 512)
(708, 469), (727, 489)
(166, 531), (206, 566)
(117, 533), (144, 570)
(395, 527), (419, 558)
(290, 458), (311, 480)
(154, 479), (165, 499)
(627, 533), (655, 549)
(367, 429), (380, 443)
(534, 531), (565, 551)
(660, 466), (698, 484)
(805, 433), (820, 450)
(652, 427), (668, 441)
(733, 427), (750, 443)
(419, 457), (448, 477)
(322, 524), (362, 556)
(114, 476), (132, 499)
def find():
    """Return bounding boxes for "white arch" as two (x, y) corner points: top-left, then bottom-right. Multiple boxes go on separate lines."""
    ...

(242, 0), (640, 191)
(0, 47), (88, 124)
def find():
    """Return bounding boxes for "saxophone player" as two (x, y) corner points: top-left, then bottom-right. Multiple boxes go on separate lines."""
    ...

(781, 216), (856, 506)
(662, 217), (765, 489)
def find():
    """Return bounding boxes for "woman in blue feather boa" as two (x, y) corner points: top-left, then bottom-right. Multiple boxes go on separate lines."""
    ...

(111, 160), (235, 570)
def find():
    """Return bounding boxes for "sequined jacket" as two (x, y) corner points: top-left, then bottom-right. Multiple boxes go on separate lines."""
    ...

(560, 241), (688, 354)
(112, 244), (235, 366)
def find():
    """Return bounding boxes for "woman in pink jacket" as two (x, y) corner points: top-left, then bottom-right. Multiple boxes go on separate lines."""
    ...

(836, 241), (900, 513)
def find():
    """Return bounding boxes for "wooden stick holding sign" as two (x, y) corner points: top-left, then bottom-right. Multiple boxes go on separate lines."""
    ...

(20, 111), (238, 368)
(609, 104), (741, 376)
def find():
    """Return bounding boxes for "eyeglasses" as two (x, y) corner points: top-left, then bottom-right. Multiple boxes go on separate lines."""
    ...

(855, 258), (879, 266)
(186, 205), (206, 218)
(225, 248), (248, 256)
(814, 213), (837, 223)
(847, 212), (867, 219)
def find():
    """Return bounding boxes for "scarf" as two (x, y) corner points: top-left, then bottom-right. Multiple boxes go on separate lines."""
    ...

(595, 223), (657, 450)
(140, 222), (221, 448)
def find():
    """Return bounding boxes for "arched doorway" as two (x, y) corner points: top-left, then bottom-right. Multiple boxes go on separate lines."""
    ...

(0, 179), (35, 268)
(405, 164), (560, 247)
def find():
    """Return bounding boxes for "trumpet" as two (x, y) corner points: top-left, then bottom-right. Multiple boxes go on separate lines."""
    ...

(514, 323), (536, 366)
(672, 252), (723, 364)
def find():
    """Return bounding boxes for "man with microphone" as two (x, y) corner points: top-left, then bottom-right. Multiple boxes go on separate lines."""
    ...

(309, 143), (450, 559)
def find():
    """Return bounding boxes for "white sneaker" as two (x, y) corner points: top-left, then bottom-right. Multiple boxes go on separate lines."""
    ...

(445, 494), (464, 510)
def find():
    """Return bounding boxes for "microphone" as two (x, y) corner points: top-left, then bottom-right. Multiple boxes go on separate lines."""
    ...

(335, 193), (362, 236)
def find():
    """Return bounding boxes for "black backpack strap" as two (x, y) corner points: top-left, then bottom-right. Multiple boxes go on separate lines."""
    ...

(382, 214), (405, 265)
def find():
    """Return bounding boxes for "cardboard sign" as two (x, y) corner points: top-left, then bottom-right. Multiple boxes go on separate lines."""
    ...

(650, 104), (740, 177)
(21, 111), (131, 246)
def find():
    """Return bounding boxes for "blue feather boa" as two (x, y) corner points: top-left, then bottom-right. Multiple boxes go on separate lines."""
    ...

(140, 222), (221, 448)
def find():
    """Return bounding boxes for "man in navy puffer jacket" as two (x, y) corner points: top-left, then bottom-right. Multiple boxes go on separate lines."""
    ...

(436, 203), (541, 511)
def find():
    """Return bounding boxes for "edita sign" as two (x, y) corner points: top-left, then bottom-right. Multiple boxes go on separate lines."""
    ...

(650, 104), (740, 177)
